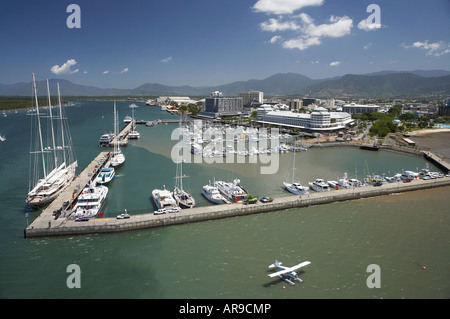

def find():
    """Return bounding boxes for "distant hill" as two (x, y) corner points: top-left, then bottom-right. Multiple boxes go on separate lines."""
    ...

(302, 73), (450, 98)
(1, 70), (449, 98)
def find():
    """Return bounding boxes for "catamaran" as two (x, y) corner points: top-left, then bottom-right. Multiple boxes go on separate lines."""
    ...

(173, 138), (196, 208)
(110, 102), (125, 167)
(26, 74), (78, 207)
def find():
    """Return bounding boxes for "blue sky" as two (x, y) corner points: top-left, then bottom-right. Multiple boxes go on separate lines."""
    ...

(0, 0), (449, 88)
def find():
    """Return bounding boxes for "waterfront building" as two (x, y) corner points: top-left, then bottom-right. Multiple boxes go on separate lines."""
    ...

(199, 91), (244, 118)
(342, 103), (380, 114)
(438, 98), (450, 116)
(238, 91), (264, 106)
(256, 105), (353, 131)
(156, 96), (198, 106)
(287, 99), (302, 111)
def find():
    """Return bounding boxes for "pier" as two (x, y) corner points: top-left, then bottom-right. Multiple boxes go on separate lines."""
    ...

(24, 176), (450, 238)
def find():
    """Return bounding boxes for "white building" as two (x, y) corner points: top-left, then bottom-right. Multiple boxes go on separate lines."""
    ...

(256, 105), (353, 131)
(238, 91), (264, 106)
(342, 103), (380, 114)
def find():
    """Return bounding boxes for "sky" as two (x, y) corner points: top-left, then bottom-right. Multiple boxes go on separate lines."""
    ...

(0, 0), (449, 88)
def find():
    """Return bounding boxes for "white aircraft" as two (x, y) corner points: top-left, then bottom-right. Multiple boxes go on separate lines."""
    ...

(268, 259), (311, 286)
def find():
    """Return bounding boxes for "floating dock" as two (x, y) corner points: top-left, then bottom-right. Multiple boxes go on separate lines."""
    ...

(24, 176), (450, 238)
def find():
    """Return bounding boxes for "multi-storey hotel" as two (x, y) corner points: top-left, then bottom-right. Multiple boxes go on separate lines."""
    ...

(238, 91), (264, 106)
(255, 105), (354, 131)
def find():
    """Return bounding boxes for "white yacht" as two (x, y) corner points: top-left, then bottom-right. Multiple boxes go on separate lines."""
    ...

(214, 179), (248, 203)
(128, 130), (140, 139)
(283, 137), (309, 195)
(327, 180), (339, 189)
(95, 167), (115, 185)
(26, 75), (78, 207)
(0, 135), (5, 142)
(152, 187), (178, 210)
(73, 181), (108, 218)
(127, 106), (140, 139)
(99, 133), (114, 147)
(202, 184), (228, 204)
(110, 102), (126, 167)
(123, 115), (132, 123)
(309, 179), (330, 192)
(283, 182), (309, 195)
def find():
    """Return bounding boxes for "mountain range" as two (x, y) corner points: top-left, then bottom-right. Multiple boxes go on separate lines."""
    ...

(1, 69), (449, 99)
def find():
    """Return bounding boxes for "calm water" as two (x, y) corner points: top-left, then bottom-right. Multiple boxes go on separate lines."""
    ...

(0, 101), (449, 299)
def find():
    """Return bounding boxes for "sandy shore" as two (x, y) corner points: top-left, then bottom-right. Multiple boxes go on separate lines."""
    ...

(409, 128), (450, 136)
(408, 130), (450, 162)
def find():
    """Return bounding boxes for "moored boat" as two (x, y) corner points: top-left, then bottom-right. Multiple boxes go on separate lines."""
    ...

(73, 181), (108, 218)
(214, 179), (248, 203)
(202, 184), (228, 204)
(95, 167), (115, 185)
(308, 179), (330, 192)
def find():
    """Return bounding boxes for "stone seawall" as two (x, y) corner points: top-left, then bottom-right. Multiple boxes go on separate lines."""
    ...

(24, 177), (450, 238)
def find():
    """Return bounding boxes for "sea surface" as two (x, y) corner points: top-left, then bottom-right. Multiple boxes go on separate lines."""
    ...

(0, 101), (449, 299)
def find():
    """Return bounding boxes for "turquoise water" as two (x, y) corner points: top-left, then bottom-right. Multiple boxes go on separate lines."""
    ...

(0, 101), (449, 299)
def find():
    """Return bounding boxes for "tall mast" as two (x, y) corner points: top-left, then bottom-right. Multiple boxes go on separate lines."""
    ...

(46, 79), (58, 169)
(57, 83), (66, 165)
(32, 73), (47, 178)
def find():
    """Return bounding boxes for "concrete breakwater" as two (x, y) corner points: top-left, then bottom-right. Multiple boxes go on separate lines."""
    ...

(24, 177), (450, 238)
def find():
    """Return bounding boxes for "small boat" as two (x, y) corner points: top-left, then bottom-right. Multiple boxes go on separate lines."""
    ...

(327, 180), (339, 189)
(73, 181), (108, 218)
(202, 184), (228, 204)
(0, 135), (5, 142)
(128, 130), (140, 139)
(95, 167), (115, 185)
(123, 115), (132, 123)
(173, 186), (196, 208)
(308, 179), (330, 192)
(110, 102), (126, 167)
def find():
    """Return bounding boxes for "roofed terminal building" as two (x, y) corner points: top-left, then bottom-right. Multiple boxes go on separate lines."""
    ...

(342, 103), (380, 114)
(255, 105), (354, 131)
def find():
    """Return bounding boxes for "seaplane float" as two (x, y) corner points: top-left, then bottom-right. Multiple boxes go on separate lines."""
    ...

(267, 259), (311, 286)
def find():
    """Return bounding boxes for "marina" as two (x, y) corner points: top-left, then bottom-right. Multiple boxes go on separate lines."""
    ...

(22, 100), (450, 238)
(1, 99), (449, 299)
(24, 168), (450, 238)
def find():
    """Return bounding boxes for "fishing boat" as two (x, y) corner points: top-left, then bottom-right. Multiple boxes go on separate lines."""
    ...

(95, 167), (115, 185)
(26, 74), (78, 207)
(152, 187), (179, 210)
(110, 102), (126, 167)
(73, 181), (108, 218)
(283, 137), (309, 195)
(202, 184), (228, 204)
(214, 179), (248, 203)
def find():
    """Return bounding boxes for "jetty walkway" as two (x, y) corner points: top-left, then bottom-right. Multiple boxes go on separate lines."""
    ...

(24, 176), (450, 238)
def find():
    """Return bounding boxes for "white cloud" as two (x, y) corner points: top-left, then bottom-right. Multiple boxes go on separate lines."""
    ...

(283, 36), (321, 50)
(310, 60), (319, 64)
(402, 40), (450, 56)
(357, 18), (382, 32)
(269, 35), (282, 44)
(50, 59), (79, 75)
(103, 70), (110, 74)
(253, 0), (324, 15)
(270, 13), (353, 51)
(260, 18), (300, 32)
(120, 67), (129, 73)
(302, 14), (353, 38)
(161, 56), (173, 63)
(363, 42), (372, 50)
(329, 61), (341, 67)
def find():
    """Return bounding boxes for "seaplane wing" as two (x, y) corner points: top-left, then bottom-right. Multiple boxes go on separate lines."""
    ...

(268, 261), (311, 278)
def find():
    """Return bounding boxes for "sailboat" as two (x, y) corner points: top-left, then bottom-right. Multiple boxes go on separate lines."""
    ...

(173, 125), (196, 208)
(283, 137), (309, 195)
(110, 102), (125, 167)
(128, 104), (140, 139)
(26, 74), (78, 207)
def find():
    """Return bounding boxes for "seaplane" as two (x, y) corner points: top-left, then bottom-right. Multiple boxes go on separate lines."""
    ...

(268, 259), (311, 286)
